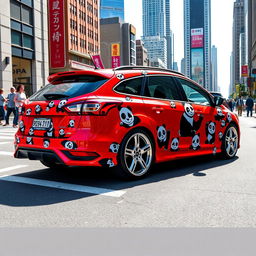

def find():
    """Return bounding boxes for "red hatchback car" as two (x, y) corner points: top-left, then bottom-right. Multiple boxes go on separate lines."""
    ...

(14, 67), (240, 179)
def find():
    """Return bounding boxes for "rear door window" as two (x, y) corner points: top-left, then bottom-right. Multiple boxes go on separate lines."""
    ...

(29, 75), (108, 101)
(115, 77), (143, 96)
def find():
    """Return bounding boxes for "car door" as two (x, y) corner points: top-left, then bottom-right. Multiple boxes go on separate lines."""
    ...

(174, 77), (216, 154)
(141, 75), (185, 162)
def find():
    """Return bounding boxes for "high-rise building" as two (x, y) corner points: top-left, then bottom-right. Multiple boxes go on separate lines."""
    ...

(184, 0), (212, 91)
(100, 17), (136, 68)
(48, 0), (100, 74)
(231, 0), (244, 93)
(173, 62), (178, 72)
(136, 40), (149, 66)
(142, 0), (173, 69)
(211, 45), (218, 92)
(100, 0), (124, 21)
(0, 0), (49, 96)
(181, 58), (185, 74)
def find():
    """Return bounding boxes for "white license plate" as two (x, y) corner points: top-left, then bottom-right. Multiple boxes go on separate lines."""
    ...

(32, 118), (51, 130)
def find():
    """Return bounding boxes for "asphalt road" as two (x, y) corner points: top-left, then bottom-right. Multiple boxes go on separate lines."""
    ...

(0, 114), (255, 227)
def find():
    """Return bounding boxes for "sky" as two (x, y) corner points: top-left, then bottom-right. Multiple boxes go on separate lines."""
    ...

(124, 0), (234, 98)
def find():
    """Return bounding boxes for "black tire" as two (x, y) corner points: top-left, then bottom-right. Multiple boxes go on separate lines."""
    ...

(40, 160), (66, 170)
(113, 128), (155, 180)
(220, 123), (239, 159)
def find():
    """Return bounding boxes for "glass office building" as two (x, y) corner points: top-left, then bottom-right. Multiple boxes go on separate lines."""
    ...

(100, 0), (125, 21)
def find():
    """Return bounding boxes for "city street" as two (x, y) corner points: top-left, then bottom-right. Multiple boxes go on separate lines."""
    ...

(0, 114), (255, 227)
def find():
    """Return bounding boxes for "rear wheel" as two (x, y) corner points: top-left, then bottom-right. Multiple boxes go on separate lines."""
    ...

(114, 129), (154, 180)
(220, 124), (239, 159)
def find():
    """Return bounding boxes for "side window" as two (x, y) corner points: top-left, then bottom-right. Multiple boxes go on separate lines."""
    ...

(115, 77), (143, 96)
(144, 76), (180, 100)
(177, 78), (211, 105)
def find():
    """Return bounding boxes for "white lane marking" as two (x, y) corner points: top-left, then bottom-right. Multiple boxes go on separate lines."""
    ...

(0, 176), (126, 198)
(0, 165), (28, 174)
(0, 136), (14, 140)
(0, 133), (16, 136)
(0, 151), (13, 156)
(0, 142), (10, 145)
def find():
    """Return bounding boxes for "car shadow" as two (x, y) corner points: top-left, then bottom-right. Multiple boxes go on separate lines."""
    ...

(0, 155), (238, 207)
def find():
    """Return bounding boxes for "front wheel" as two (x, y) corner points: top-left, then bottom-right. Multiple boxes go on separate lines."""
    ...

(114, 129), (154, 180)
(220, 124), (239, 159)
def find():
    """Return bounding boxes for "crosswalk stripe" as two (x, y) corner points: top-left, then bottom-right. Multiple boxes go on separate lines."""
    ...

(0, 175), (126, 197)
(0, 165), (28, 174)
(0, 136), (14, 140)
(0, 151), (13, 156)
(0, 142), (10, 145)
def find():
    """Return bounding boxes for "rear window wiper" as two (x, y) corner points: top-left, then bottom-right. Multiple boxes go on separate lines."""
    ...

(43, 93), (69, 100)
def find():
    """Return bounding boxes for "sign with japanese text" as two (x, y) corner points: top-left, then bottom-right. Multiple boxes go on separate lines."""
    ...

(92, 55), (105, 69)
(241, 65), (248, 77)
(191, 28), (204, 48)
(48, 0), (66, 69)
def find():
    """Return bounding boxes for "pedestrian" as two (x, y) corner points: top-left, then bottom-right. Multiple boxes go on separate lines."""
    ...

(14, 84), (27, 124)
(245, 95), (254, 117)
(228, 99), (234, 112)
(0, 89), (6, 125)
(3, 87), (18, 127)
(236, 96), (244, 116)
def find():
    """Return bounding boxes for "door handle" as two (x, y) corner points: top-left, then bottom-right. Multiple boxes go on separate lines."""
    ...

(152, 107), (164, 113)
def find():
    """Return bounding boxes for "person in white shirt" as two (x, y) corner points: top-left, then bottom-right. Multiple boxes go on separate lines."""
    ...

(14, 85), (27, 128)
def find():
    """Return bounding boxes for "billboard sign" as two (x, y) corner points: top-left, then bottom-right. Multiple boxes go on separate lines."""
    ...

(92, 55), (105, 69)
(48, 0), (66, 69)
(191, 28), (204, 48)
(191, 48), (204, 86)
(241, 65), (248, 77)
(111, 43), (121, 68)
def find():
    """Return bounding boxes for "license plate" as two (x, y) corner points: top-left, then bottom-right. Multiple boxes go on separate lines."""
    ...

(32, 118), (51, 130)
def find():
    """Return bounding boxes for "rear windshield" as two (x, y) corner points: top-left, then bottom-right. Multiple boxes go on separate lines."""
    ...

(29, 75), (108, 101)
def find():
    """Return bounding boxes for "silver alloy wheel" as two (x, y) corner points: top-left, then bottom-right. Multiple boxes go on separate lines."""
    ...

(225, 126), (238, 158)
(124, 133), (153, 176)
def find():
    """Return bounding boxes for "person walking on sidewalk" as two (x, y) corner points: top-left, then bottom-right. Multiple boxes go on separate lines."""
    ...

(0, 89), (6, 125)
(246, 95), (254, 117)
(236, 96), (244, 116)
(3, 87), (18, 127)
(14, 84), (27, 125)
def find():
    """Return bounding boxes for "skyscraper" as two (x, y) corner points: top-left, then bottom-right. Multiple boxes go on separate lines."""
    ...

(142, 0), (173, 69)
(211, 45), (218, 92)
(100, 0), (125, 21)
(184, 0), (212, 91)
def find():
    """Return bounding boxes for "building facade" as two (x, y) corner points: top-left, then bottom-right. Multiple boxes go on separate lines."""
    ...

(0, 0), (49, 96)
(100, 0), (124, 21)
(142, 0), (173, 69)
(184, 0), (212, 91)
(136, 40), (149, 66)
(48, 0), (100, 74)
(100, 17), (136, 68)
(211, 45), (218, 92)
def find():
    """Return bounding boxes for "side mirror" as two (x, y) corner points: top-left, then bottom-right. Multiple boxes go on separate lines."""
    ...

(213, 96), (224, 106)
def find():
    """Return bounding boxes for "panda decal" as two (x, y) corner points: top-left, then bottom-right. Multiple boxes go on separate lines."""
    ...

(18, 106), (25, 115)
(227, 112), (232, 123)
(35, 104), (42, 115)
(59, 129), (65, 138)
(119, 107), (140, 128)
(215, 108), (225, 121)
(44, 122), (54, 137)
(170, 138), (179, 152)
(190, 134), (200, 151)
(219, 132), (223, 140)
(109, 143), (120, 154)
(56, 99), (68, 112)
(46, 101), (55, 112)
(28, 128), (34, 136)
(26, 108), (32, 116)
(179, 103), (203, 137)
(16, 137), (20, 144)
(116, 74), (124, 80)
(19, 120), (25, 133)
(26, 137), (33, 145)
(170, 101), (176, 109)
(157, 125), (170, 149)
(68, 120), (75, 128)
(205, 121), (216, 144)
(43, 139), (50, 148)
(221, 120), (226, 127)
(213, 147), (217, 155)
(99, 159), (115, 168)
(61, 140), (78, 150)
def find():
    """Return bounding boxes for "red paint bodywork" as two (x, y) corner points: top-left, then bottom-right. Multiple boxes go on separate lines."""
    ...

(14, 69), (240, 167)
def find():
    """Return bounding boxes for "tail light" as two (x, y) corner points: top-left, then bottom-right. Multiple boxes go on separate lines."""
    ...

(64, 99), (122, 116)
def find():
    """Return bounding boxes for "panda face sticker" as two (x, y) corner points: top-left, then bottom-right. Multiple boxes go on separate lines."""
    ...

(19, 120), (25, 132)
(43, 139), (50, 148)
(109, 143), (119, 153)
(213, 147), (217, 155)
(120, 107), (134, 127)
(28, 128), (34, 136)
(57, 99), (68, 112)
(62, 140), (78, 150)
(26, 108), (32, 116)
(170, 138), (179, 151)
(184, 103), (194, 118)
(227, 112), (232, 123)
(107, 159), (115, 168)
(68, 120), (75, 128)
(191, 134), (200, 150)
(116, 74), (124, 80)
(46, 101), (55, 112)
(219, 132), (223, 140)
(157, 126), (167, 142)
(26, 137), (33, 145)
(35, 105), (42, 114)
(170, 101), (176, 108)
(59, 129), (65, 137)
(16, 137), (20, 144)
(221, 120), (226, 127)
(208, 122), (216, 135)
(217, 108), (223, 116)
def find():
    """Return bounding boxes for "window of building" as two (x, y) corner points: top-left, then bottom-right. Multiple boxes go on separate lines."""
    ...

(11, 30), (22, 46)
(21, 5), (33, 24)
